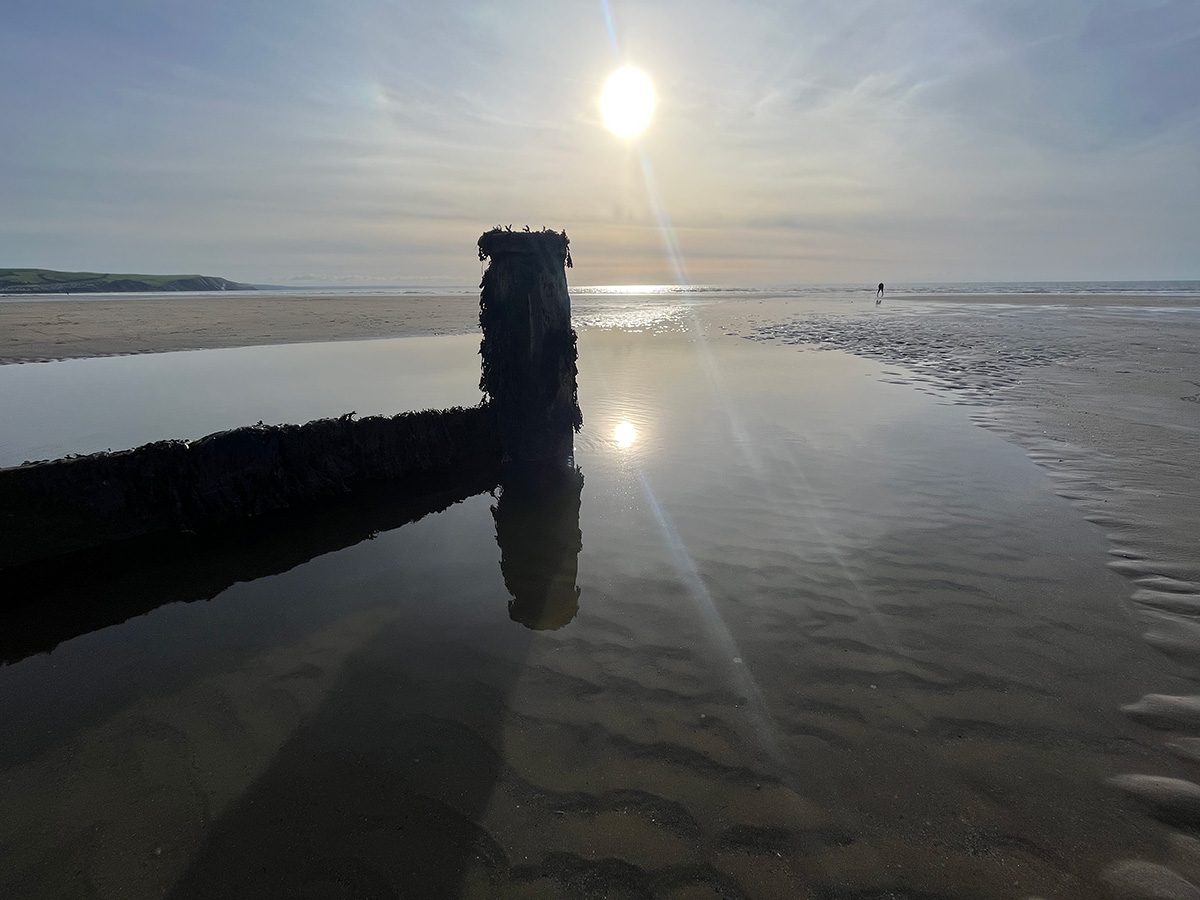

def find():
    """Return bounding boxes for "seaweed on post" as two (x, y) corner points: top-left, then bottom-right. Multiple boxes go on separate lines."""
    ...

(477, 227), (582, 463)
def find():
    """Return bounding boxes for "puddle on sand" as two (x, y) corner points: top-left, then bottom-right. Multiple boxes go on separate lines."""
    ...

(0, 328), (1189, 899)
(0, 334), (485, 466)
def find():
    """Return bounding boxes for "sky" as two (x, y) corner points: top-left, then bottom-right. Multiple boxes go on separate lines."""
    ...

(2, 0), (1198, 286)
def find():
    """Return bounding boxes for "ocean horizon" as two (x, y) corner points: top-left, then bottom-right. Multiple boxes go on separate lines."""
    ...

(4, 279), (1200, 302)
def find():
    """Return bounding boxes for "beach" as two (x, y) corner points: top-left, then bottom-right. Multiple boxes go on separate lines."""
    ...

(0, 293), (481, 364)
(742, 294), (1200, 586)
(2, 289), (1200, 899)
(9, 0), (1198, 891)
(10, 287), (1190, 583)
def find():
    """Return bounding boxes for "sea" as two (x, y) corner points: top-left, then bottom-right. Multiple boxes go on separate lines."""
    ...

(4, 279), (1200, 302)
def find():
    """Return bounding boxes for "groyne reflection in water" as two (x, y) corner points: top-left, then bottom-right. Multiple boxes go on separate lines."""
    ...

(0, 469), (499, 667)
(493, 462), (584, 631)
(1, 457), (589, 662)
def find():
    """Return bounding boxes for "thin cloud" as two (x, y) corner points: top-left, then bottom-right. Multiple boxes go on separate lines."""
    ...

(1, 0), (1196, 282)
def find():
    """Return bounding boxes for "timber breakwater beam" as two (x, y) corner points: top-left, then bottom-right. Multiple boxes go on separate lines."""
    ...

(0, 228), (582, 573)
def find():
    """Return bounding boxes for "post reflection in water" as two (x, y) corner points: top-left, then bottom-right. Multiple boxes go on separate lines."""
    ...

(492, 460), (584, 630)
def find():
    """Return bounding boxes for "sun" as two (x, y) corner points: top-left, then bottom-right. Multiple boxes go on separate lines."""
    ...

(601, 67), (655, 138)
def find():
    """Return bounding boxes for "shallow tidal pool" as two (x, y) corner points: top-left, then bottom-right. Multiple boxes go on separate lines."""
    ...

(0, 326), (1185, 899)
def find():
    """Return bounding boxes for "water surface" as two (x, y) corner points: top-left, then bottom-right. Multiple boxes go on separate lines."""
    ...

(0, 327), (1186, 899)
(0, 335), (484, 465)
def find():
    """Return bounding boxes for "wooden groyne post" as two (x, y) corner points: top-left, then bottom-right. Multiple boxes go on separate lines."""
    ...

(477, 228), (581, 463)
(478, 227), (585, 630)
(0, 228), (583, 572)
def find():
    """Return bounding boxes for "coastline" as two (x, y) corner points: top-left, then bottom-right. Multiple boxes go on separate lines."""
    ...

(2, 291), (1197, 365)
(744, 293), (1200, 579)
(742, 295), (1200, 816)
(720, 285), (1200, 591)
(4, 290), (1196, 592)
(6, 287), (1194, 599)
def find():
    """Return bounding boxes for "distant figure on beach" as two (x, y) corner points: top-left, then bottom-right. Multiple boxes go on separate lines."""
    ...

(876, 282), (884, 305)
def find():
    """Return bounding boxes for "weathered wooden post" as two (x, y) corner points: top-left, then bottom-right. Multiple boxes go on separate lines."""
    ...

(477, 228), (582, 462)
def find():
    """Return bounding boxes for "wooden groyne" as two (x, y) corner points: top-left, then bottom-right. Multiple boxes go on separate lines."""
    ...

(0, 228), (581, 573)
(0, 407), (499, 570)
(478, 227), (581, 462)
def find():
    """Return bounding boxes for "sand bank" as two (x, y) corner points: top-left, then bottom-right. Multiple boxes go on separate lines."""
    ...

(742, 295), (1200, 584)
(4, 290), (1192, 365)
(0, 294), (480, 364)
(897, 292), (1200, 308)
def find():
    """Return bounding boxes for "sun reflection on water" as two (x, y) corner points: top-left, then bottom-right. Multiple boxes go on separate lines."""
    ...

(614, 420), (638, 449)
(572, 303), (688, 332)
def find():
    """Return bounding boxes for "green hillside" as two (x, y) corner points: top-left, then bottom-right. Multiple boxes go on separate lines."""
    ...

(0, 268), (255, 293)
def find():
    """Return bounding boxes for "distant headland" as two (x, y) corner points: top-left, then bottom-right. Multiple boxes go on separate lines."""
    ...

(0, 268), (255, 294)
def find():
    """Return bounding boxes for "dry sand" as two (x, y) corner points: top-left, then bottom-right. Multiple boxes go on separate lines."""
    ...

(0, 294), (481, 364)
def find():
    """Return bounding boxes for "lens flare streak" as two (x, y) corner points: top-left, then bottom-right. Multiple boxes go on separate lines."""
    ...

(598, 0), (619, 55)
(637, 148), (690, 287)
(593, 0), (781, 768)
(635, 468), (784, 765)
(595, 0), (689, 286)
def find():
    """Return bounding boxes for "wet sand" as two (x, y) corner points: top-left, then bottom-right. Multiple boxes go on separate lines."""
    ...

(2, 327), (1187, 899)
(2, 293), (1200, 898)
(742, 295), (1200, 587)
(1, 291), (1193, 365)
(742, 295), (1200, 898)
(900, 292), (1200, 308)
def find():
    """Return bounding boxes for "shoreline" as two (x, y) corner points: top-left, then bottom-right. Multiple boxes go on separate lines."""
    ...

(893, 292), (1200, 307)
(4, 289), (1196, 598)
(746, 298), (1200, 579)
(5, 289), (1194, 596)
(743, 296), (1200, 823)
(2, 291), (1197, 365)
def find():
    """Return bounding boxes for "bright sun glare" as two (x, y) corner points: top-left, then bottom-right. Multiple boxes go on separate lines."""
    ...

(601, 67), (655, 138)
(614, 420), (638, 449)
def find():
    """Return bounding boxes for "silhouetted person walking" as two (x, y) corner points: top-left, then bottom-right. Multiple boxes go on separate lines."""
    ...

(876, 282), (884, 305)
